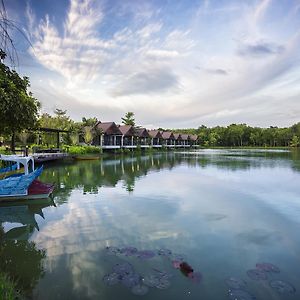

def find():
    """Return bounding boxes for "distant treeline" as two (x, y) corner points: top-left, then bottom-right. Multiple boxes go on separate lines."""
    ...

(168, 123), (300, 147)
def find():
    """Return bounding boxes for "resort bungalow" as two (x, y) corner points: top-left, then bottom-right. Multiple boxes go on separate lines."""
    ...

(173, 133), (183, 147)
(118, 125), (137, 148)
(180, 134), (190, 147)
(148, 130), (163, 147)
(162, 132), (175, 147)
(94, 122), (122, 148)
(135, 128), (150, 147)
(189, 134), (198, 147)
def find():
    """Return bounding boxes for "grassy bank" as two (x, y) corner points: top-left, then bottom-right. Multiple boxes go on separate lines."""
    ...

(0, 273), (19, 300)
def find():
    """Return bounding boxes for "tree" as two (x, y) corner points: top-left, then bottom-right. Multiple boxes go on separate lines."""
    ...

(83, 126), (93, 145)
(121, 112), (135, 126)
(0, 52), (40, 151)
(290, 135), (299, 147)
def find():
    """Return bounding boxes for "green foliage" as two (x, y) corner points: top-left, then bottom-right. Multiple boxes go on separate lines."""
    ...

(290, 135), (299, 147)
(121, 112), (135, 126)
(0, 272), (18, 300)
(0, 53), (40, 149)
(171, 122), (300, 147)
(66, 145), (101, 155)
(83, 126), (93, 145)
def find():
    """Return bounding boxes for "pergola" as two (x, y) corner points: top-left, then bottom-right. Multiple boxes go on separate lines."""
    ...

(38, 127), (70, 149)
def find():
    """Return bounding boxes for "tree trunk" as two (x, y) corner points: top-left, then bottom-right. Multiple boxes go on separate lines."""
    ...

(11, 132), (15, 153)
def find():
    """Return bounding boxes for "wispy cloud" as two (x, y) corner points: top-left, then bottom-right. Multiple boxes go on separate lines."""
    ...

(21, 0), (300, 127)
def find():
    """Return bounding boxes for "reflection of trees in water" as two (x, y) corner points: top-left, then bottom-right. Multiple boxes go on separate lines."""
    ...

(0, 200), (54, 297)
(40, 151), (300, 204)
(0, 239), (46, 297)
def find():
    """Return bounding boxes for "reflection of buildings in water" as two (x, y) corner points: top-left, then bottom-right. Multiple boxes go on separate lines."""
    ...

(0, 199), (55, 240)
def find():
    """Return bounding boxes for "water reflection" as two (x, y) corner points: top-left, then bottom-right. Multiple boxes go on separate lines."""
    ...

(0, 199), (54, 297)
(1, 149), (299, 300)
(40, 150), (300, 204)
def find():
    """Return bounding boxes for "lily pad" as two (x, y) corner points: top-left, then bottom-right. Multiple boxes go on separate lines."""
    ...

(228, 289), (256, 300)
(131, 284), (149, 296)
(105, 246), (120, 255)
(120, 246), (138, 256)
(246, 269), (267, 280)
(122, 273), (141, 288)
(113, 262), (134, 276)
(256, 262), (280, 273)
(156, 278), (171, 289)
(270, 280), (296, 294)
(142, 275), (161, 288)
(225, 277), (247, 289)
(158, 248), (172, 257)
(137, 250), (156, 259)
(102, 273), (120, 286)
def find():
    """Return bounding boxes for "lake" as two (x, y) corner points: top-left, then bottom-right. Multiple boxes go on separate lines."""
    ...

(1, 149), (300, 300)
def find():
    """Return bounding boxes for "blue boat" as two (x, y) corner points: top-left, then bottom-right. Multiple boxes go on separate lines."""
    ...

(0, 155), (54, 201)
(0, 163), (17, 173)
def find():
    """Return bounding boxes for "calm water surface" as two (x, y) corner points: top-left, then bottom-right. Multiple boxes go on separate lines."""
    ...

(1, 149), (300, 300)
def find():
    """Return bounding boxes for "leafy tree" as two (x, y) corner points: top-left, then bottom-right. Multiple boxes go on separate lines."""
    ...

(82, 117), (98, 127)
(83, 126), (93, 145)
(121, 112), (135, 126)
(0, 51), (40, 151)
(290, 135), (299, 147)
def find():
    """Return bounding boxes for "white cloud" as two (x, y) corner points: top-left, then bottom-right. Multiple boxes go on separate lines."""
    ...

(24, 0), (300, 127)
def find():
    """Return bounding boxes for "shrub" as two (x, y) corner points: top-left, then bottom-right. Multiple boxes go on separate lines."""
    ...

(0, 273), (18, 300)
(66, 145), (101, 155)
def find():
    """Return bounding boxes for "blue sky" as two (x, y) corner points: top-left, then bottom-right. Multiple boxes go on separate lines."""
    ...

(5, 0), (300, 128)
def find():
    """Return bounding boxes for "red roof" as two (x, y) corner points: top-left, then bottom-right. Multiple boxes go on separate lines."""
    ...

(118, 125), (135, 136)
(135, 128), (150, 138)
(173, 133), (182, 140)
(162, 132), (175, 139)
(95, 122), (122, 135)
(180, 134), (190, 140)
(148, 130), (163, 139)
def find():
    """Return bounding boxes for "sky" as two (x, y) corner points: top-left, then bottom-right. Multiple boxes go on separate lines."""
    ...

(5, 0), (300, 128)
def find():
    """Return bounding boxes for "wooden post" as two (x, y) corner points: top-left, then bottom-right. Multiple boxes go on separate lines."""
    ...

(57, 131), (60, 149)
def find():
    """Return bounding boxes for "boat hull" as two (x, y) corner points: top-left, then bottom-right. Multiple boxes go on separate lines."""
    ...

(0, 180), (54, 202)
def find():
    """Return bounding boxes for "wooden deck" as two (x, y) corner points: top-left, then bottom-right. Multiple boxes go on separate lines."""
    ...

(32, 152), (69, 163)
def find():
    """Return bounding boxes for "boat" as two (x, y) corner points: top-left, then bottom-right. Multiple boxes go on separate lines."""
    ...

(0, 154), (54, 201)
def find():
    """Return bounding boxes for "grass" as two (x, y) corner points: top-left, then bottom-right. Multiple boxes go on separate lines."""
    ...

(0, 273), (19, 300)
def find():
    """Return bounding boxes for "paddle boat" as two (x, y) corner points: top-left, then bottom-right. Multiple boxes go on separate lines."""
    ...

(0, 155), (54, 201)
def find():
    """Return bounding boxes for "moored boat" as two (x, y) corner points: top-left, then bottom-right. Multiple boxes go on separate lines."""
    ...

(0, 155), (54, 201)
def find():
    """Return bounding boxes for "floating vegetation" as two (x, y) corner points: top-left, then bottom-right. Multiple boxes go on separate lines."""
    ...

(157, 248), (172, 257)
(269, 280), (296, 294)
(102, 273), (120, 286)
(105, 246), (120, 256)
(172, 260), (181, 269)
(113, 262), (134, 276)
(228, 289), (256, 300)
(255, 263), (280, 273)
(246, 269), (267, 280)
(137, 250), (156, 260)
(131, 284), (149, 296)
(156, 278), (171, 289)
(121, 273), (141, 288)
(142, 274), (161, 288)
(103, 246), (203, 296)
(120, 246), (138, 256)
(225, 277), (247, 290)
